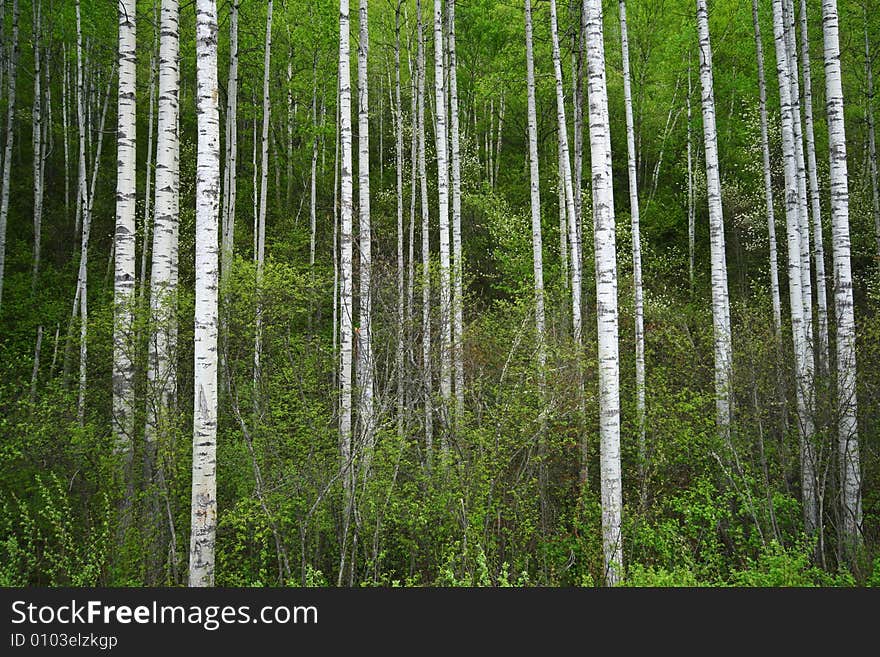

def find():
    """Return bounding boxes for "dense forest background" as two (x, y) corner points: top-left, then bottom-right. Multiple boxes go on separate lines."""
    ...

(0, 0), (878, 587)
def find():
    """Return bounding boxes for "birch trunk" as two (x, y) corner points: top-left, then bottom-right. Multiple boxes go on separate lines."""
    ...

(113, 0), (137, 452)
(189, 0), (220, 587)
(31, 0), (43, 293)
(146, 0), (181, 450)
(395, 1), (406, 440)
(798, 0), (829, 370)
(220, 0), (238, 286)
(0, 0), (18, 309)
(492, 91), (504, 189)
(772, 0), (817, 535)
(687, 56), (695, 293)
(417, 0), (433, 466)
(62, 45), (70, 223)
(585, 0), (622, 586)
(865, 5), (879, 266)
(30, 326), (42, 403)
(448, 0), (464, 424)
(696, 0), (733, 437)
(310, 53), (318, 267)
(619, 0), (645, 504)
(821, 0), (862, 554)
(139, 41), (157, 302)
(434, 0), (452, 446)
(254, 0), (273, 397)
(338, 0), (355, 532)
(550, 0), (581, 343)
(357, 0), (375, 456)
(752, 0), (783, 340)
(572, 0), (585, 243)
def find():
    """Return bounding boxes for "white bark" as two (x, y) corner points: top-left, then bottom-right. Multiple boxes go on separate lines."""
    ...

(821, 0), (862, 551)
(687, 56), (695, 292)
(525, 0), (546, 377)
(0, 0), (18, 309)
(417, 0), (433, 465)
(339, 0), (355, 510)
(434, 0), (452, 445)
(550, 0), (581, 343)
(752, 0), (783, 340)
(395, 1), (405, 441)
(357, 0), (375, 455)
(189, 0), (220, 587)
(619, 0), (645, 497)
(254, 0), (273, 394)
(114, 0), (137, 451)
(220, 0), (238, 285)
(146, 0), (180, 447)
(865, 6), (879, 269)
(30, 325), (42, 403)
(139, 38), (158, 303)
(62, 44), (70, 222)
(772, 0), (817, 535)
(493, 90), (504, 189)
(31, 0), (43, 293)
(310, 54), (318, 267)
(696, 0), (733, 436)
(448, 0), (464, 423)
(586, 0), (622, 587)
(797, 0), (830, 370)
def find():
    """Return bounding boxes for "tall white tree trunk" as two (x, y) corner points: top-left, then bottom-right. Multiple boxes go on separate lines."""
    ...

(254, 0), (272, 400)
(310, 54), (318, 267)
(189, 0), (221, 587)
(798, 0), (829, 370)
(338, 0), (355, 543)
(492, 91), (505, 189)
(146, 0), (181, 449)
(113, 0), (137, 452)
(417, 0), (433, 466)
(821, 0), (862, 554)
(772, 0), (817, 535)
(357, 0), (375, 458)
(550, 0), (581, 344)
(448, 0), (464, 424)
(586, 0), (623, 587)
(31, 0), (43, 293)
(434, 0), (452, 448)
(619, 0), (645, 502)
(752, 0), (783, 340)
(572, 0), (585, 247)
(696, 0), (733, 437)
(687, 56), (695, 293)
(139, 37), (158, 303)
(220, 0), (238, 286)
(394, 1), (405, 440)
(0, 0), (18, 310)
(62, 44), (70, 223)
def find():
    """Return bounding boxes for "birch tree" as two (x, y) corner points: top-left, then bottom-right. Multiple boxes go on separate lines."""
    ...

(0, 0), (18, 309)
(771, 0), (817, 535)
(31, 0), (44, 293)
(696, 0), (733, 436)
(618, 0), (645, 497)
(448, 0), (464, 423)
(357, 0), (375, 456)
(220, 0), (238, 285)
(821, 0), (862, 554)
(797, 0), (829, 369)
(189, 0), (220, 588)
(113, 0), (137, 452)
(434, 0), (452, 444)
(752, 0), (783, 340)
(586, 0), (622, 586)
(394, 0), (405, 440)
(864, 4), (879, 265)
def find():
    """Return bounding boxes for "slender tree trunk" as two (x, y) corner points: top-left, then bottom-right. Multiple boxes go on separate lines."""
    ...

(0, 0), (18, 310)
(434, 0), (452, 449)
(395, 1), (406, 441)
(558, 137), (569, 293)
(254, 0), (273, 400)
(220, 0), (238, 286)
(357, 0), (375, 460)
(30, 325), (42, 403)
(189, 0), (221, 587)
(139, 40), (158, 302)
(687, 55), (695, 294)
(448, 0), (464, 425)
(822, 0), (862, 556)
(585, 0), (622, 587)
(62, 44), (70, 224)
(696, 0), (733, 438)
(798, 0), (829, 371)
(550, 0), (581, 344)
(338, 0), (356, 581)
(113, 0), (137, 452)
(493, 90), (505, 189)
(310, 53), (318, 267)
(772, 0), (817, 536)
(525, 0), (548, 530)
(417, 0), (433, 466)
(332, 94), (340, 391)
(572, 0), (585, 248)
(619, 0), (646, 508)
(752, 0), (783, 341)
(31, 0), (43, 293)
